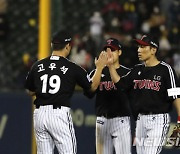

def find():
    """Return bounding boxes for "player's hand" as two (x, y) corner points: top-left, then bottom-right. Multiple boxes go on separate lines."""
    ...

(95, 51), (108, 70)
(106, 48), (114, 67)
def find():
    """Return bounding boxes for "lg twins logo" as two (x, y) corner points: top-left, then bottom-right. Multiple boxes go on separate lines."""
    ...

(133, 79), (161, 91)
(99, 81), (117, 91)
(141, 35), (147, 40)
(107, 39), (113, 44)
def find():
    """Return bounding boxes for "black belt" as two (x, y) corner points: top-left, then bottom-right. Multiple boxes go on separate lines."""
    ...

(35, 104), (61, 109)
(140, 111), (167, 115)
(98, 113), (119, 119)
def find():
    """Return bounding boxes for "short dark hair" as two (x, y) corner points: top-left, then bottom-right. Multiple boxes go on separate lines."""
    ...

(51, 30), (72, 51)
(150, 46), (158, 55)
(52, 43), (67, 51)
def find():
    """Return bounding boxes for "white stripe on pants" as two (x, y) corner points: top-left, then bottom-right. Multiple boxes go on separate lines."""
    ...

(135, 113), (170, 154)
(96, 116), (132, 154)
(33, 105), (77, 154)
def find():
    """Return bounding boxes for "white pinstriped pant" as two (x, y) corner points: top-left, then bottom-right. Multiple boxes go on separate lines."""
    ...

(96, 116), (132, 154)
(135, 113), (170, 154)
(33, 105), (76, 154)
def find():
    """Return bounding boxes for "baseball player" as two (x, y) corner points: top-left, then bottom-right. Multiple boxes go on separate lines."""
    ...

(107, 35), (180, 154)
(89, 38), (132, 154)
(24, 30), (107, 154)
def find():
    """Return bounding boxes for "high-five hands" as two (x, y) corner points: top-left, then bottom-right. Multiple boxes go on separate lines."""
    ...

(95, 51), (108, 70)
(106, 48), (114, 67)
(95, 48), (114, 70)
(91, 51), (108, 91)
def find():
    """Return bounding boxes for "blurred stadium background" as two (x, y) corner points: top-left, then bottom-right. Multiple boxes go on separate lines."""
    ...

(0, 0), (180, 154)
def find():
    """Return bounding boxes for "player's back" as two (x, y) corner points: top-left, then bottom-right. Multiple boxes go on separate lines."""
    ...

(25, 55), (91, 107)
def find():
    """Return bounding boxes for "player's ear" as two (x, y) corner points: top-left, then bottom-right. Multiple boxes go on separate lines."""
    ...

(65, 43), (70, 50)
(118, 50), (122, 56)
(151, 47), (157, 55)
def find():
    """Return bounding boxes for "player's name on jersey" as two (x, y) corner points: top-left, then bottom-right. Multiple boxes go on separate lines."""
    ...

(37, 63), (69, 74)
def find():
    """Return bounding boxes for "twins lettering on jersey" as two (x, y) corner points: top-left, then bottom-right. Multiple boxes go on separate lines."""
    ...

(133, 79), (161, 91)
(99, 81), (117, 91)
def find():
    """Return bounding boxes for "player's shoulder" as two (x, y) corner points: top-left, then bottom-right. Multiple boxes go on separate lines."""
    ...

(68, 60), (80, 67)
(131, 63), (144, 71)
(159, 61), (175, 72)
(31, 57), (49, 67)
(119, 64), (131, 74)
(120, 65), (131, 71)
(51, 56), (87, 73)
(159, 61), (172, 68)
(134, 63), (144, 68)
(49, 56), (80, 68)
(66, 58), (87, 73)
(36, 56), (50, 63)
(88, 69), (96, 78)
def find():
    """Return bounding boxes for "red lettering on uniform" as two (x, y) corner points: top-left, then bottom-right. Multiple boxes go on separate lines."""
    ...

(149, 80), (154, 90)
(153, 81), (161, 91)
(133, 79), (161, 91)
(111, 82), (117, 90)
(134, 80), (139, 89)
(139, 80), (146, 89)
(99, 81), (117, 91)
(144, 80), (148, 89)
(99, 82), (103, 91)
(104, 81), (111, 90)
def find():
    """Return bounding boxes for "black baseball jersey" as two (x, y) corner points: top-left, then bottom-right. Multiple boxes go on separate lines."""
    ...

(89, 65), (131, 117)
(25, 55), (92, 107)
(115, 61), (180, 114)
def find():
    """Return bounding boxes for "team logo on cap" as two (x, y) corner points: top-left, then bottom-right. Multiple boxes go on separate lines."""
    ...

(141, 35), (147, 40)
(107, 39), (113, 44)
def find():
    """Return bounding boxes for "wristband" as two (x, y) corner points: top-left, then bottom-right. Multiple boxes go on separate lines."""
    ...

(177, 116), (180, 123)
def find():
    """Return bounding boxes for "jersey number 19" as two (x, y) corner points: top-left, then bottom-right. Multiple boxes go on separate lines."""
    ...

(40, 74), (61, 94)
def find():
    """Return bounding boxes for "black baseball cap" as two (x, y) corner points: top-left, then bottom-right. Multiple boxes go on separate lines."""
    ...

(104, 38), (122, 51)
(51, 30), (72, 44)
(135, 35), (159, 48)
